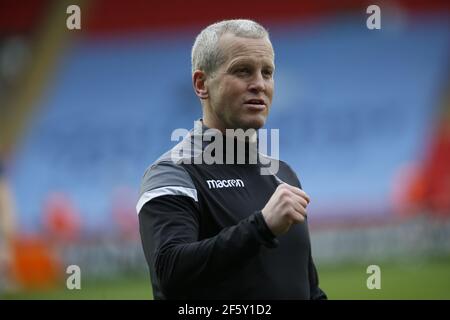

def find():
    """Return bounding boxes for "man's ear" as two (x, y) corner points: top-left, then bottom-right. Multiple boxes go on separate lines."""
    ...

(193, 70), (208, 99)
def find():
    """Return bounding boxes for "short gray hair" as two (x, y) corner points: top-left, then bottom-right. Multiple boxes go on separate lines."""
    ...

(191, 19), (272, 75)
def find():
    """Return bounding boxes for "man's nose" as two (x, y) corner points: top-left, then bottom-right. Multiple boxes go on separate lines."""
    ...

(248, 72), (266, 93)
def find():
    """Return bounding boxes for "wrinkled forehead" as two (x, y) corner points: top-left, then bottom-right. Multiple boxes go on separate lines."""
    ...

(217, 33), (275, 66)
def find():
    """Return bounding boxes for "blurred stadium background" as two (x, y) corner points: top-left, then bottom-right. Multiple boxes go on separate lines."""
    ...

(0, 0), (449, 299)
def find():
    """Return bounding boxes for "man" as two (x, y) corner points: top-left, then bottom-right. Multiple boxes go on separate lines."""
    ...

(137, 19), (326, 300)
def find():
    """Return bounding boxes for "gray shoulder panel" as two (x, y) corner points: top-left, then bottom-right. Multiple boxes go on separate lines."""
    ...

(139, 161), (196, 195)
(136, 160), (197, 214)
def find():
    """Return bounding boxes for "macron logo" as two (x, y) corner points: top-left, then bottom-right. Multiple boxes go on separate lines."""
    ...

(206, 179), (245, 189)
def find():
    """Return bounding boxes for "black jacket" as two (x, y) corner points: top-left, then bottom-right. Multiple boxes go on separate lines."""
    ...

(137, 121), (327, 300)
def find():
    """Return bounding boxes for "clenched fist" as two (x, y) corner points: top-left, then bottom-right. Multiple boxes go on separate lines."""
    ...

(261, 183), (310, 236)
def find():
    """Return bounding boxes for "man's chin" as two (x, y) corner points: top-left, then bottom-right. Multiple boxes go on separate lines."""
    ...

(239, 116), (266, 131)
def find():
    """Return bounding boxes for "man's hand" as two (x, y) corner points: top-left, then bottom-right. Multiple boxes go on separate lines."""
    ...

(261, 183), (310, 236)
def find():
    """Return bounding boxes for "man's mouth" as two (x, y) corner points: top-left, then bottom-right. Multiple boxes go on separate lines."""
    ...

(244, 99), (266, 110)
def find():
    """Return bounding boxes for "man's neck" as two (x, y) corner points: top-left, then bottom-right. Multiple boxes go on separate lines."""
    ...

(192, 119), (260, 164)
(200, 119), (258, 143)
(202, 113), (225, 133)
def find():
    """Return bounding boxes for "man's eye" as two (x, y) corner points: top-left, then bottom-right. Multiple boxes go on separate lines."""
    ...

(263, 70), (273, 78)
(235, 68), (250, 75)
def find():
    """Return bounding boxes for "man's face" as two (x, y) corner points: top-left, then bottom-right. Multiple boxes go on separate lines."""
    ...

(203, 33), (275, 132)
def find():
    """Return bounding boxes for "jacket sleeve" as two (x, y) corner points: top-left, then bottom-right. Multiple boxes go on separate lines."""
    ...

(308, 249), (328, 300)
(137, 161), (277, 299)
(279, 161), (327, 300)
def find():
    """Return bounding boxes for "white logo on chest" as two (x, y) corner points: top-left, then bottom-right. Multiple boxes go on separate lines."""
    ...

(206, 179), (245, 189)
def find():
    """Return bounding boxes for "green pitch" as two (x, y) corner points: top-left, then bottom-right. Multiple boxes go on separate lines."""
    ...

(2, 257), (450, 300)
(318, 257), (450, 299)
